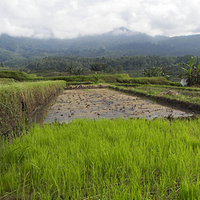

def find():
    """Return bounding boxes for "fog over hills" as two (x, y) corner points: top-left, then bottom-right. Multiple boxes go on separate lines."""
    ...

(0, 28), (200, 67)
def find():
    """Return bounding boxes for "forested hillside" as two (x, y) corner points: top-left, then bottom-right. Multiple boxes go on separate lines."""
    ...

(1, 30), (200, 68)
(26, 55), (192, 79)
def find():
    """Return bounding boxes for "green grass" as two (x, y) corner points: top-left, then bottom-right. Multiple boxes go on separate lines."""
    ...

(0, 70), (34, 81)
(0, 81), (65, 137)
(117, 77), (174, 85)
(0, 70), (130, 84)
(111, 85), (200, 106)
(1, 118), (200, 199)
(0, 78), (16, 85)
(34, 73), (130, 84)
(65, 81), (93, 86)
(134, 84), (200, 92)
(135, 85), (200, 105)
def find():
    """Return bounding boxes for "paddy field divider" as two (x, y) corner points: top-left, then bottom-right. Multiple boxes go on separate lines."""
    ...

(109, 85), (200, 114)
(0, 80), (66, 139)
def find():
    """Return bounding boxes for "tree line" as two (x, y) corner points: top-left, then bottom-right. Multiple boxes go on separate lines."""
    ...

(25, 54), (193, 77)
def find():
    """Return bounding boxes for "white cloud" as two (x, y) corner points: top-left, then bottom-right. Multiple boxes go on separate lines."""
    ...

(0, 0), (200, 38)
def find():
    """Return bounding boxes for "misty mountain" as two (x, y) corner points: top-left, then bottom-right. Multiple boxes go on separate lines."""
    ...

(0, 28), (200, 67)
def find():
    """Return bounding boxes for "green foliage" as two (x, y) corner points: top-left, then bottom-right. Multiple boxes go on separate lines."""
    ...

(0, 70), (32, 81)
(111, 84), (200, 106)
(0, 81), (65, 137)
(179, 56), (200, 86)
(74, 67), (83, 75)
(1, 118), (200, 199)
(0, 78), (16, 85)
(67, 64), (75, 75)
(17, 54), (189, 82)
(90, 63), (116, 74)
(0, 47), (28, 67)
(143, 66), (169, 79)
(65, 65), (84, 75)
(90, 63), (102, 71)
(118, 77), (171, 85)
(94, 73), (100, 83)
(2, 33), (200, 69)
(34, 74), (130, 84)
(29, 55), (165, 71)
(65, 81), (92, 86)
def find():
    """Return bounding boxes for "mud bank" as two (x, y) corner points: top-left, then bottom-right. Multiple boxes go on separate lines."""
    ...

(44, 89), (194, 123)
(66, 83), (110, 90)
(111, 86), (200, 114)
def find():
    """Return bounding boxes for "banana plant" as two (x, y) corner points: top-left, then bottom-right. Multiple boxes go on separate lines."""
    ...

(179, 56), (200, 86)
(142, 66), (167, 77)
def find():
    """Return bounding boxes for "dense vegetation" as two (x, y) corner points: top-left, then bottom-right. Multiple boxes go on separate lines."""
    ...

(0, 70), (130, 84)
(0, 70), (36, 81)
(1, 66), (200, 199)
(2, 29), (200, 199)
(1, 32), (197, 81)
(0, 81), (65, 138)
(179, 56), (200, 86)
(116, 77), (175, 86)
(24, 55), (194, 81)
(1, 33), (200, 65)
(1, 32), (200, 70)
(35, 73), (126, 82)
(1, 118), (200, 199)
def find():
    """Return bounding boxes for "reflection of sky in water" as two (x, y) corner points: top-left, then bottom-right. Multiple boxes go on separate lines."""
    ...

(44, 89), (194, 123)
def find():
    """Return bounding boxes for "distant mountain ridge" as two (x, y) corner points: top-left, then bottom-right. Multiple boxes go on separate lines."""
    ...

(0, 29), (200, 67)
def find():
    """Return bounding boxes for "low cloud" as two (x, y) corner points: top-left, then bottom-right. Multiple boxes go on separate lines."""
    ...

(0, 0), (200, 39)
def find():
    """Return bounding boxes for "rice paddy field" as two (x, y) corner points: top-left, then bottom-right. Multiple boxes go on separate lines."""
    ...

(117, 84), (200, 105)
(44, 89), (193, 124)
(0, 80), (65, 137)
(1, 76), (200, 199)
(1, 118), (200, 199)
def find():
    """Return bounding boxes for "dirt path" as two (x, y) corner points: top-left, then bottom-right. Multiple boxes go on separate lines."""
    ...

(44, 89), (194, 123)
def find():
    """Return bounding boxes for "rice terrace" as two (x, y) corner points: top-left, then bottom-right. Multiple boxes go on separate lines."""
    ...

(1, 69), (200, 199)
(45, 88), (193, 124)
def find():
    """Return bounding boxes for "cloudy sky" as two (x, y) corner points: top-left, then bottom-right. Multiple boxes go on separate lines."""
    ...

(0, 0), (200, 39)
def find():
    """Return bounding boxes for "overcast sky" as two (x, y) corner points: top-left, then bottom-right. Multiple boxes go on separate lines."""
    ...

(0, 0), (200, 39)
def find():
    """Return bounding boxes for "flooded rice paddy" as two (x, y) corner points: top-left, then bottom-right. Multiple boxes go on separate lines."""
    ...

(44, 89), (194, 123)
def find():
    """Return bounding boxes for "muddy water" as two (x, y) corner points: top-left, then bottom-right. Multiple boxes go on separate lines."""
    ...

(44, 89), (194, 123)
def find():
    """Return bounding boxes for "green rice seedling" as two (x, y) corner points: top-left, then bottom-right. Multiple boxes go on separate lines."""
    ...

(1, 118), (200, 199)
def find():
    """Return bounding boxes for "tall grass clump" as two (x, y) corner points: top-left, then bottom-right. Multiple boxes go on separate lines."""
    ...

(0, 81), (65, 138)
(1, 118), (200, 199)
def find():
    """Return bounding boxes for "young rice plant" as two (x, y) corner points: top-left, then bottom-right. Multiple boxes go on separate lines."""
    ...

(1, 118), (200, 199)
